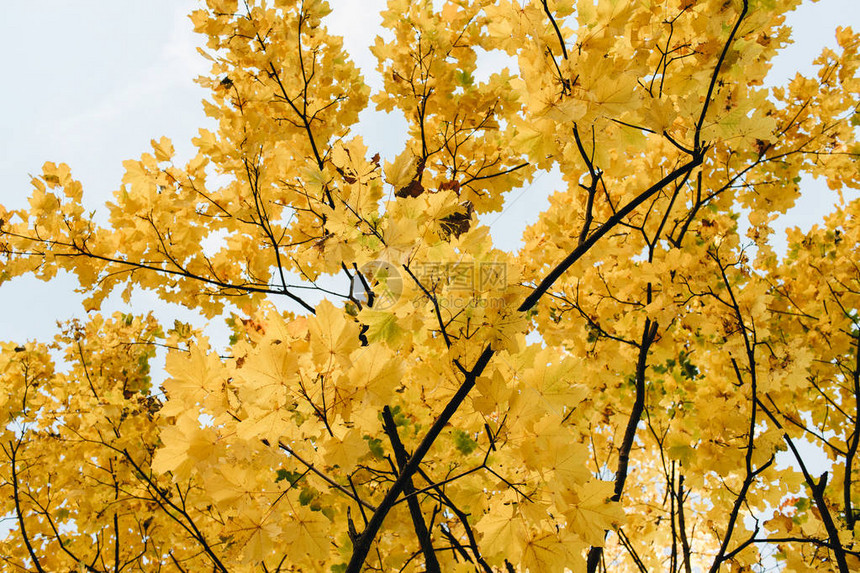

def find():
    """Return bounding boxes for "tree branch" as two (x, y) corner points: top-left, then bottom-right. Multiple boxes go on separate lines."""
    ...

(381, 406), (441, 573)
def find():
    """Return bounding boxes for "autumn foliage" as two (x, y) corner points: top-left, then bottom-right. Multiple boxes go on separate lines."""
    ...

(1, 0), (859, 571)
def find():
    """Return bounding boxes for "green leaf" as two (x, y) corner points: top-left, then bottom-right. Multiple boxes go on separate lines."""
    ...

(276, 469), (304, 485)
(365, 435), (384, 459)
(453, 429), (477, 455)
(299, 489), (315, 506)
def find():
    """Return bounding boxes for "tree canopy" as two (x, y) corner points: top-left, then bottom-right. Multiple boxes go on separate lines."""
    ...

(1, 0), (859, 571)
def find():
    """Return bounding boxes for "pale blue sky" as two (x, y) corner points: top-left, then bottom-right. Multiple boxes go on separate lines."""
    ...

(0, 0), (858, 348)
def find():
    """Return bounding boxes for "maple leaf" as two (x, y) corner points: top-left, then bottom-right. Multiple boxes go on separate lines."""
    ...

(1, 2), (858, 572)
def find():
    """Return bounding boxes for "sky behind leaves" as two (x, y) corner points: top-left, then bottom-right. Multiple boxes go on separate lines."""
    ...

(0, 0), (858, 346)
